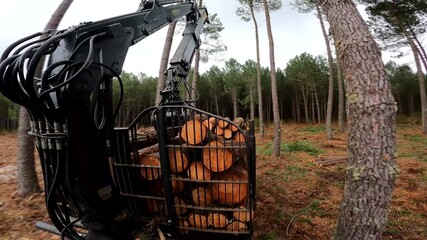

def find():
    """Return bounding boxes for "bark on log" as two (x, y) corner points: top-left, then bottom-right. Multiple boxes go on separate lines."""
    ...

(138, 144), (159, 158)
(208, 212), (229, 228)
(180, 119), (208, 145)
(187, 161), (212, 180)
(212, 169), (248, 205)
(230, 117), (245, 132)
(192, 187), (213, 207)
(139, 153), (161, 180)
(188, 213), (209, 229)
(168, 148), (189, 173)
(202, 141), (234, 172)
(135, 127), (159, 148)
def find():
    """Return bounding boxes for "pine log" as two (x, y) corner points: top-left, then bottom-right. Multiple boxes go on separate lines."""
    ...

(233, 132), (246, 144)
(202, 117), (217, 131)
(139, 153), (161, 180)
(187, 161), (212, 180)
(168, 148), (189, 173)
(138, 144), (159, 158)
(180, 119), (208, 145)
(212, 169), (248, 206)
(192, 187), (213, 207)
(188, 213), (209, 229)
(226, 221), (247, 232)
(202, 141), (234, 172)
(223, 128), (233, 140)
(171, 175), (186, 193)
(214, 126), (224, 136)
(233, 206), (254, 222)
(230, 117), (245, 132)
(133, 127), (159, 150)
(177, 219), (190, 234)
(174, 197), (187, 217)
(208, 212), (229, 228)
(145, 199), (165, 214)
(217, 117), (230, 128)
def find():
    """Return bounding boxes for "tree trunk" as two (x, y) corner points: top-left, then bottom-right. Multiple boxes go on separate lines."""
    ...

(190, 0), (203, 106)
(320, 0), (398, 239)
(316, 4), (334, 139)
(17, 108), (40, 195)
(248, 0), (265, 138)
(156, 21), (177, 105)
(334, 33), (346, 133)
(17, 0), (74, 196)
(262, 0), (281, 157)
(249, 85), (255, 120)
(406, 33), (427, 133)
(409, 28), (427, 72)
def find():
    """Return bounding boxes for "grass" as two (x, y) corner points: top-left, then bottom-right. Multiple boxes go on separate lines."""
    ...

(281, 141), (324, 156)
(405, 134), (427, 144)
(298, 125), (326, 133)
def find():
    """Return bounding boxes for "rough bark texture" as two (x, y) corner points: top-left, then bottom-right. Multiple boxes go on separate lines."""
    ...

(316, 4), (334, 140)
(261, 0), (281, 157)
(320, 0), (398, 239)
(17, 0), (74, 196)
(334, 34), (346, 133)
(17, 108), (40, 195)
(249, 0), (265, 138)
(156, 21), (177, 105)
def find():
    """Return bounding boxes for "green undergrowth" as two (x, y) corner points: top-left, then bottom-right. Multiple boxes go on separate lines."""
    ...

(281, 141), (324, 156)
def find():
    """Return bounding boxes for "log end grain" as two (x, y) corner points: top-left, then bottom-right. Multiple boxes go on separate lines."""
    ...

(187, 161), (212, 181)
(191, 187), (213, 207)
(180, 120), (208, 145)
(139, 153), (161, 180)
(168, 148), (189, 173)
(208, 212), (229, 228)
(188, 213), (209, 229)
(202, 141), (233, 172)
(212, 169), (248, 206)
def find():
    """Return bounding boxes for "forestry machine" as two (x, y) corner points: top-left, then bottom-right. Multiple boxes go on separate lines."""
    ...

(0, 0), (256, 239)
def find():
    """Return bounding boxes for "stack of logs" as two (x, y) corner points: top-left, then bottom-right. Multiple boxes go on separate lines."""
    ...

(136, 115), (253, 233)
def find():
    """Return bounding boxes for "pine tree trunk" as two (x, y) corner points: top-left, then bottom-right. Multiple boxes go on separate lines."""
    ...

(316, 4), (334, 139)
(156, 21), (177, 105)
(17, 0), (74, 196)
(334, 34), (346, 133)
(248, 0), (265, 138)
(17, 108), (40, 195)
(262, 0), (281, 157)
(320, 0), (398, 239)
(407, 36), (427, 133)
(409, 28), (427, 72)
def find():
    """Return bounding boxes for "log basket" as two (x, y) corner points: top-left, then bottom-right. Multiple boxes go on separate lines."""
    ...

(112, 105), (256, 239)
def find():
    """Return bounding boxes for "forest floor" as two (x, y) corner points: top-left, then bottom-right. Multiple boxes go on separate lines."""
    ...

(0, 122), (426, 239)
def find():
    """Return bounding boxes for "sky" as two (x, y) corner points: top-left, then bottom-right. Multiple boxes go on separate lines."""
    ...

(0, 0), (417, 78)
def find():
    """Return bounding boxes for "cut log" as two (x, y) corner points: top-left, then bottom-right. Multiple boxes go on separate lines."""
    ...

(217, 117), (230, 129)
(202, 117), (217, 131)
(188, 213), (209, 229)
(145, 199), (165, 214)
(230, 117), (245, 132)
(180, 119), (208, 145)
(233, 206), (253, 223)
(191, 187), (213, 207)
(139, 153), (161, 180)
(214, 126), (224, 136)
(223, 128), (233, 140)
(226, 221), (247, 232)
(138, 144), (159, 158)
(212, 169), (248, 206)
(168, 148), (189, 173)
(177, 219), (190, 234)
(202, 141), (233, 172)
(171, 175), (186, 193)
(187, 161), (212, 181)
(174, 197), (187, 217)
(233, 132), (246, 144)
(208, 212), (229, 228)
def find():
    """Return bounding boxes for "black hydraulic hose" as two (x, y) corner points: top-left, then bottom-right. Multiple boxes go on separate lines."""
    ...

(0, 31), (44, 61)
